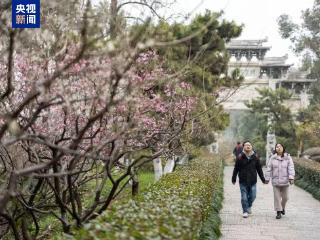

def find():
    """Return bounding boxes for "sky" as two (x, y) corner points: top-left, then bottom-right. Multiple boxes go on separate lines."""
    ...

(163, 0), (315, 67)
(93, 0), (315, 67)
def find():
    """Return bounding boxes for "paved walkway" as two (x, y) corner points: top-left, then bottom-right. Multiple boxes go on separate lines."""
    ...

(220, 166), (320, 240)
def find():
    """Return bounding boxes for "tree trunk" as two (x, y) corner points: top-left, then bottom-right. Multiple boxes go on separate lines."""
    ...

(21, 218), (32, 240)
(110, 0), (118, 38)
(130, 165), (139, 196)
(131, 178), (139, 196)
(153, 158), (163, 181)
(163, 156), (175, 174)
(298, 139), (304, 157)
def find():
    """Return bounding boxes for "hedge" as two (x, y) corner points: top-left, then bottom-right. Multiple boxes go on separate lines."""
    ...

(71, 150), (223, 240)
(293, 157), (320, 201)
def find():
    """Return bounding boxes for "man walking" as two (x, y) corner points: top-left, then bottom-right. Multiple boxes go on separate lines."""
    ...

(232, 141), (267, 218)
(233, 141), (243, 162)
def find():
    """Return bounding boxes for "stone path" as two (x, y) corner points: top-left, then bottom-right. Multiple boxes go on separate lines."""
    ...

(220, 166), (320, 240)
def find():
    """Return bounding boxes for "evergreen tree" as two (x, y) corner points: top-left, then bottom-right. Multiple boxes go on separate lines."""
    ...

(278, 0), (320, 150)
(245, 88), (298, 155)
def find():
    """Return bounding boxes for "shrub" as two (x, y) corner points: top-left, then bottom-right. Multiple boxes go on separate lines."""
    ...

(293, 157), (320, 201)
(71, 150), (223, 240)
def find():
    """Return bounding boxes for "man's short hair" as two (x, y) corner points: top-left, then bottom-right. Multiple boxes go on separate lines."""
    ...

(237, 141), (241, 145)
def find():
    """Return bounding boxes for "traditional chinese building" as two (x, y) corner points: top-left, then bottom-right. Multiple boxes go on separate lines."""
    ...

(221, 38), (315, 112)
(219, 38), (316, 160)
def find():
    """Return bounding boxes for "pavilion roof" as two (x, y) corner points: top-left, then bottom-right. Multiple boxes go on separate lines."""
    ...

(226, 38), (271, 49)
(281, 70), (317, 82)
(260, 55), (292, 67)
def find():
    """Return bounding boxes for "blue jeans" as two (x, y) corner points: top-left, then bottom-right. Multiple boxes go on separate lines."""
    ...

(239, 184), (256, 213)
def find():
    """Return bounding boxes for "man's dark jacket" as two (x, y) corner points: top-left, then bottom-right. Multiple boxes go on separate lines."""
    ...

(233, 145), (243, 156)
(232, 151), (266, 186)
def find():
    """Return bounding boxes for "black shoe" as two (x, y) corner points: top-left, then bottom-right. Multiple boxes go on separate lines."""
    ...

(281, 209), (285, 215)
(276, 211), (282, 219)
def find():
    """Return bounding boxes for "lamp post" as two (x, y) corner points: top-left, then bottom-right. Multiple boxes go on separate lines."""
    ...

(265, 73), (277, 166)
(266, 130), (276, 166)
(265, 106), (276, 166)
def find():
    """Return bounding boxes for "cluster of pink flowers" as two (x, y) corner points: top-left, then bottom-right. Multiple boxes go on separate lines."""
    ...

(0, 45), (198, 161)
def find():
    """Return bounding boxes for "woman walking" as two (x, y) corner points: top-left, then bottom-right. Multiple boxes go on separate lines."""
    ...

(265, 143), (295, 219)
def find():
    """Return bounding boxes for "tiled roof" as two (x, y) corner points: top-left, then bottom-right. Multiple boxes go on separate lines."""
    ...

(226, 38), (270, 49)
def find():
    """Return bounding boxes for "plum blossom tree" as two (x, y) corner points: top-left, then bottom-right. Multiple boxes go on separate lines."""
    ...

(0, 1), (242, 238)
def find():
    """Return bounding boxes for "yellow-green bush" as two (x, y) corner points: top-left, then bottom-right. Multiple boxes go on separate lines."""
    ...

(72, 151), (223, 240)
(294, 158), (320, 200)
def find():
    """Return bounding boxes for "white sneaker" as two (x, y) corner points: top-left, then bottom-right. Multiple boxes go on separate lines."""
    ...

(247, 208), (252, 214)
(243, 212), (249, 218)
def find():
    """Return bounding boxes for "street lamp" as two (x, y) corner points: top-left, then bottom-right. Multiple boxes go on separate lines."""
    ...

(265, 107), (276, 166)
